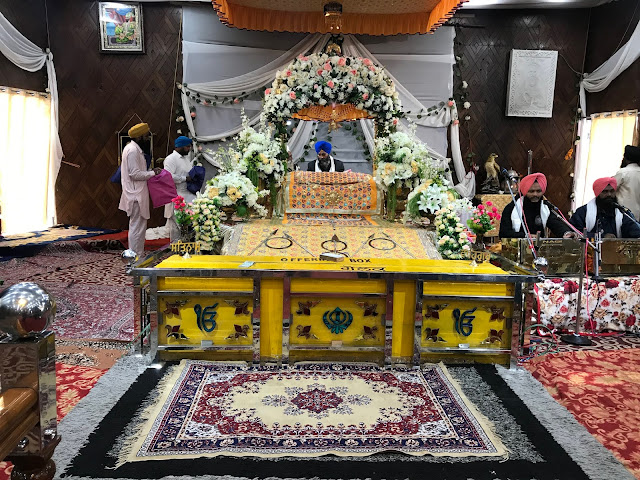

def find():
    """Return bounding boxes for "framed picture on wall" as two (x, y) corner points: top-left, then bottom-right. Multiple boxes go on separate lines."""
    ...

(98, 2), (144, 53)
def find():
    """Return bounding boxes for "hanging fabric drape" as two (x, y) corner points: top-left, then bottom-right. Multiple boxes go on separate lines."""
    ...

(573, 111), (637, 208)
(181, 15), (474, 197)
(579, 18), (640, 115)
(0, 11), (63, 226)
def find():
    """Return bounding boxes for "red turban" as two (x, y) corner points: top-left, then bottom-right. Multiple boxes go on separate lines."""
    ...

(519, 173), (547, 195)
(593, 177), (617, 196)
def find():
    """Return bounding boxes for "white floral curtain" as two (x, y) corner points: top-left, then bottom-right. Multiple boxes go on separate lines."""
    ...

(0, 11), (63, 227)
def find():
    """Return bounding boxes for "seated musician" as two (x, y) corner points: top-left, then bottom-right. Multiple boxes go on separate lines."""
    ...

(570, 177), (640, 238)
(499, 173), (573, 238)
(307, 141), (345, 172)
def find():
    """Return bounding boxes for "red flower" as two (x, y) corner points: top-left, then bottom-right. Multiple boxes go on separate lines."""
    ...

(605, 279), (619, 288)
(551, 278), (563, 284)
(626, 315), (637, 327)
(564, 281), (579, 294)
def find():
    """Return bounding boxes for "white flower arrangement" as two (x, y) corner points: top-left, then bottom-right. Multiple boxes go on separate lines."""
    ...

(234, 112), (286, 187)
(435, 205), (472, 260)
(263, 53), (402, 130)
(206, 171), (267, 218)
(374, 131), (431, 191)
(190, 194), (222, 251)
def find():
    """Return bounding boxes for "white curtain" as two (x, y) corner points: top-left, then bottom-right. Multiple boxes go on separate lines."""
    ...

(579, 18), (640, 115)
(572, 111), (637, 208)
(0, 88), (52, 234)
(181, 6), (474, 198)
(0, 11), (62, 227)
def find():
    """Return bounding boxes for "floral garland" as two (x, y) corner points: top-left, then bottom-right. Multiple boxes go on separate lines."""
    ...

(206, 171), (267, 218)
(435, 206), (471, 260)
(263, 53), (402, 131)
(191, 195), (222, 251)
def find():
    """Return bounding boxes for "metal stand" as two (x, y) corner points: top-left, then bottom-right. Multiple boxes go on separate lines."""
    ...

(561, 229), (596, 347)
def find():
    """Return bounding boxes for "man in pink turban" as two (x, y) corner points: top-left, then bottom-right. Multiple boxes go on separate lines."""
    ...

(499, 173), (572, 238)
(570, 177), (640, 238)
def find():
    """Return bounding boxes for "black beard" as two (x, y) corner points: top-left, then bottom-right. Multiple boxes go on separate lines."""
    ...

(596, 196), (617, 214)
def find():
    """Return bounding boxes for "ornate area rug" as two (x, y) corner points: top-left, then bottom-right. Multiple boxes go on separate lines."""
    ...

(283, 213), (377, 226)
(0, 226), (115, 257)
(286, 171), (380, 215)
(118, 362), (505, 463)
(525, 348), (640, 478)
(226, 220), (440, 259)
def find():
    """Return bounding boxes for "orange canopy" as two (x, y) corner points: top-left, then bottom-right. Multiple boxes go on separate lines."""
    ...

(292, 104), (373, 122)
(211, 0), (466, 35)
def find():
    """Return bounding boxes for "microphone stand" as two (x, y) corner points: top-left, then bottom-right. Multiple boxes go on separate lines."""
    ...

(615, 203), (640, 230)
(501, 169), (538, 262)
(541, 197), (595, 346)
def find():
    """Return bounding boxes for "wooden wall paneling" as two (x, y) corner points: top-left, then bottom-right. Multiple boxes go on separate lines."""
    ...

(49, 1), (183, 230)
(584, 0), (640, 115)
(452, 10), (591, 212)
(0, 0), (48, 92)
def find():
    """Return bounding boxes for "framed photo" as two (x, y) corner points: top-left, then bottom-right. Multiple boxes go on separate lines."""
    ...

(118, 133), (154, 167)
(99, 2), (144, 53)
(506, 49), (558, 118)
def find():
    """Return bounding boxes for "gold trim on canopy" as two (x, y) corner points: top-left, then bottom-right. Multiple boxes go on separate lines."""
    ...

(292, 104), (373, 123)
(211, 0), (466, 35)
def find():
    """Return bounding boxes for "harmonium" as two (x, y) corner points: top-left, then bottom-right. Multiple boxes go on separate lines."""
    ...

(500, 238), (640, 276)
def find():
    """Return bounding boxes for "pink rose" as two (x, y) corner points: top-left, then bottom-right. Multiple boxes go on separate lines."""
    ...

(478, 204), (484, 211)
(362, 93), (369, 100)
(496, 214), (501, 220)
(351, 69), (357, 75)
(486, 201), (493, 206)
(348, 83), (354, 89)
(289, 91), (296, 100)
(363, 58), (373, 66)
(317, 69), (324, 76)
(324, 62), (332, 71)
(338, 57), (346, 66)
(297, 55), (308, 61)
(286, 70), (292, 77)
(190, 112), (196, 118)
(393, 118), (398, 125)
(448, 100), (454, 107)
(314, 84), (319, 90)
(453, 119), (460, 125)
(265, 88), (271, 95)
(327, 80), (335, 88)
(368, 66), (376, 72)
(233, 98), (240, 104)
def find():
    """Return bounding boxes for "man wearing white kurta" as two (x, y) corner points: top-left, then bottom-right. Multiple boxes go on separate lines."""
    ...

(118, 123), (160, 256)
(163, 136), (195, 242)
(614, 145), (640, 220)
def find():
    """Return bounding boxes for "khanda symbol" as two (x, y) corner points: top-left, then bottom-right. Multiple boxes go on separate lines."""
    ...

(453, 307), (477, 337)
(194, 303), (218, 332)
(323, 307), (353, 334)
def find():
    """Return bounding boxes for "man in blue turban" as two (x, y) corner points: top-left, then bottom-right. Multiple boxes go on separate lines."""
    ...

(307, 140), (344, 172)
(163, 136), (194, 241)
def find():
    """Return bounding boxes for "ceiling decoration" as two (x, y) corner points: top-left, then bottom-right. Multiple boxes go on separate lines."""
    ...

(211, 0), (467, 35)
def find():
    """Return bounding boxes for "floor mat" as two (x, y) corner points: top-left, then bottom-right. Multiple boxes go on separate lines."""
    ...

(0, 226), (116, 258)
(525, 348), (640, 478)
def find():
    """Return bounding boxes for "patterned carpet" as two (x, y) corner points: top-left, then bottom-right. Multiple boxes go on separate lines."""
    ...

(118, 362), (505, 464)
(226, 220), (440, 259)
(0, 226), (117, 258)
(525, 347), (640, 478)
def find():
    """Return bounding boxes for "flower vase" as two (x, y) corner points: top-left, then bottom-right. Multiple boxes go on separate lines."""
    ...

(385, 185), (397, 221)
(179, 224), (194, 243)
(473, 233), (485, 251)
(221, 206), (237, 224)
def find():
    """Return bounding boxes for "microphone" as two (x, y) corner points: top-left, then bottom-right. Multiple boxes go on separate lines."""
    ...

(542, 197), (560, 212)
(613, 202), (631, 214)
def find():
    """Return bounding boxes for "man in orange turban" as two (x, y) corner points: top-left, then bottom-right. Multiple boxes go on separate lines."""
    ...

(499, 173), (572, 238)
(570, 177), (640, 238)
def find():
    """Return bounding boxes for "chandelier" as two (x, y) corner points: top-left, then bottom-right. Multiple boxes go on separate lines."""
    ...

(323, 2), (343, 31)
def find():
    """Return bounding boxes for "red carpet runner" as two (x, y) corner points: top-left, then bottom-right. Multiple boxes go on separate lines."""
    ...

(525, 348), (640, 478)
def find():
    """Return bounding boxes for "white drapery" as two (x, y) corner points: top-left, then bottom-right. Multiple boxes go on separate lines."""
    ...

(181, 6), (474, 198)
(579, 17), (640, 115)
(572, 111), (637, 208)
(0, 11), (63, 228)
